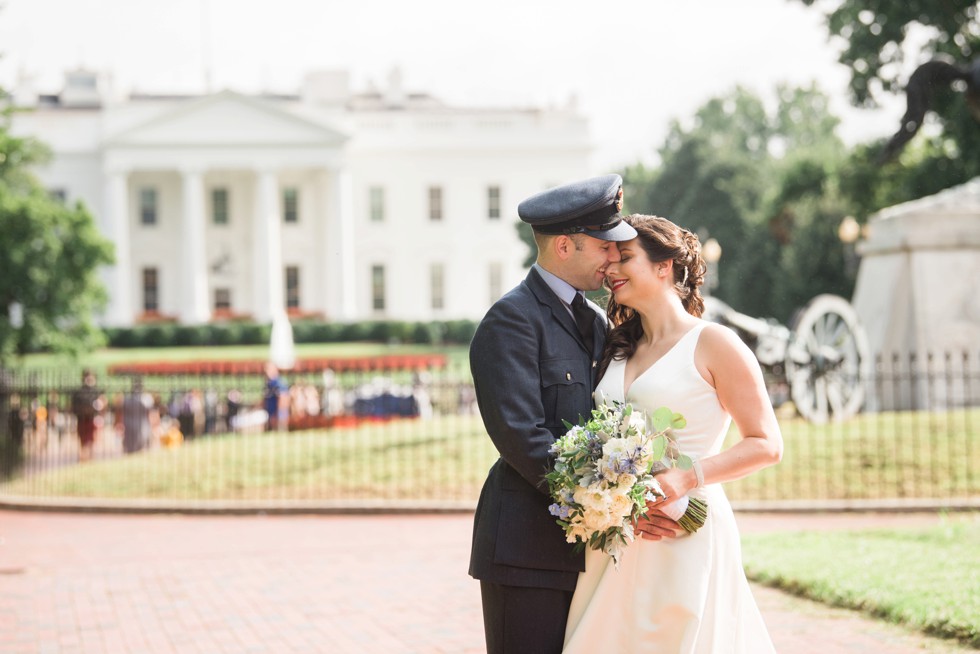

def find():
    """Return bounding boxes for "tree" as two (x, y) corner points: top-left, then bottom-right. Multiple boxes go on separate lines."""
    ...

(796, 0), (979, 107)
(0, 99), (114, 364)
(622, 83), (866, 320)
(516, 220), (536, 268)
(798, 0), (980, 184)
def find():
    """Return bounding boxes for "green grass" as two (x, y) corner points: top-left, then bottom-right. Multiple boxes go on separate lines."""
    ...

(1, 416), (499, 500)
(742, 515), (980, 648)
(724, 409), (980, 501)
(4, 408), (978, 502)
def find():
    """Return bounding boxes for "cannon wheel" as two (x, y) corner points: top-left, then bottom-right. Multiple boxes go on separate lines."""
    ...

(784, 294), (870, 423)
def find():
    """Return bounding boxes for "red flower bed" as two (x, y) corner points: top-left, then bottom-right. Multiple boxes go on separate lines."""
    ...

(108, 354), (448, 377)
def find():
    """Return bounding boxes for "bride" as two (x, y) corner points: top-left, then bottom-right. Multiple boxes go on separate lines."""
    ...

(563, 214), (784, 654)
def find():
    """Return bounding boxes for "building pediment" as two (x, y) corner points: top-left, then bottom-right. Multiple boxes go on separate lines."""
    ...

(105, 90), (347, 148)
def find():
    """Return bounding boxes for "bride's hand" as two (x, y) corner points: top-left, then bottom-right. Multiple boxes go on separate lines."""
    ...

(635, 510), (685, 540)
(653, 466), (696, 501)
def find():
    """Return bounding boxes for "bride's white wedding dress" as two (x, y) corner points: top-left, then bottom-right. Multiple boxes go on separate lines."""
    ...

(563, 321), (776, 654)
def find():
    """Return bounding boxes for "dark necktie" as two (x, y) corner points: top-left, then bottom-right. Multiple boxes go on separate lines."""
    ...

(571, 293), (595, 346)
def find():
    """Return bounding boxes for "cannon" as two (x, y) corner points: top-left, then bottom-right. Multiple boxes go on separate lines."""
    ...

(703, 294), (871, 423)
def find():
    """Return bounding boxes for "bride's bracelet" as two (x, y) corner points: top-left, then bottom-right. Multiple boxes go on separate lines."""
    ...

(692, 458), (705, 488)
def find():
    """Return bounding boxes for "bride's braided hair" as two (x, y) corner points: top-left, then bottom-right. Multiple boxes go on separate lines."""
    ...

(597, 214), (707, 380)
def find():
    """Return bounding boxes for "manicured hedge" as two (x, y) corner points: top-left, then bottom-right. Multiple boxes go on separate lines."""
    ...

(103, 319), (477, 348)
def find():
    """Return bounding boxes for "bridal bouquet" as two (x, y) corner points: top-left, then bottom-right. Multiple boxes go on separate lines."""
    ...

(546, 401), (708, 566)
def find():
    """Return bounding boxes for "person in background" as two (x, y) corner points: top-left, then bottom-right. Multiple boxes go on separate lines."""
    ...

(263, 363), (289, 432)
(71, 369), (105, 462)
(117, 377), (159, 454)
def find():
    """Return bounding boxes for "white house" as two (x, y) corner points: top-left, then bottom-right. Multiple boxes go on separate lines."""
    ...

(10, 69), (594, 326)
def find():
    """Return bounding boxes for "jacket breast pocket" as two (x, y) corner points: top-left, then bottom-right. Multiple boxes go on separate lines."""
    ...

(540, 357), (589, 432)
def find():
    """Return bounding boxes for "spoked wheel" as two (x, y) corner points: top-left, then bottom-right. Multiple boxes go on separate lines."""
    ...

(784, 294), (870, 423)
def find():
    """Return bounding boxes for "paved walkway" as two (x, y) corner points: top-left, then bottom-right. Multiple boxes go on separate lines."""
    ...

(0, 510), (972, 653)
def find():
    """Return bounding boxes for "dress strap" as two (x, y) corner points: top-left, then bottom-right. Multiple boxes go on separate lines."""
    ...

(675, 321), (708, 358)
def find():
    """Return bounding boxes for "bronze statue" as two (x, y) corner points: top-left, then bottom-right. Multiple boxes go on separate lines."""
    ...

(881, 55), (980, 162)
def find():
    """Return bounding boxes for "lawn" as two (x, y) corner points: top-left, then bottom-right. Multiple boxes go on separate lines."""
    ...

(4, 407), (978, 503)
(723, 408), (980, 501)
(742, 514), (980, 648)
(2, 415), (498, 501)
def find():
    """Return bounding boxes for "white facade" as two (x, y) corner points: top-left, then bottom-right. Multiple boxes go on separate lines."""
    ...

(11, 70), (593, 325)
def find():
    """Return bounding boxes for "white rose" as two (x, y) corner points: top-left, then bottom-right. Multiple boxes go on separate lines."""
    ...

(574, 484), (611, 512)
(614, 473), (637, 489)
(602, 437), (627, 459)
(609, 492), (634, 517)
(583, 508), (616, 532)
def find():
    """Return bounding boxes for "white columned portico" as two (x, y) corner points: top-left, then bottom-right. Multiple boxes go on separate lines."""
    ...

(327, 168), (356, 320)
(104, 169), (132, 326)
(180, 168), (210, 323)
(253, 169), (284, 323)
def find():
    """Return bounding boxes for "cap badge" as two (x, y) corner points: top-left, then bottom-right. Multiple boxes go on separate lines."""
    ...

(615, 188), (624, 212)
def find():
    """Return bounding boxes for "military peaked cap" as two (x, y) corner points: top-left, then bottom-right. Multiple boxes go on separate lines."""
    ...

(518, 174), (636, 241)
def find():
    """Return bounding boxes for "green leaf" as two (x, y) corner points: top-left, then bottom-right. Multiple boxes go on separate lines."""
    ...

(651, 407), (674, 432)
(650, 435), (666, 461)
(671, 413), (687, 430)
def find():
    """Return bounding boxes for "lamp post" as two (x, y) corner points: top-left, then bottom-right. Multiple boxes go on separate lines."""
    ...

(702, 238), (722, 296)
(838, 216), (861, 277)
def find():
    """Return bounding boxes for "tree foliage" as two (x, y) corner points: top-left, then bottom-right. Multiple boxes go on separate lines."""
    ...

(797, 0), (979, 107)
(623, 83), (855, 321)
(0, 102), (113, 363)
(798, 0), (980, 203)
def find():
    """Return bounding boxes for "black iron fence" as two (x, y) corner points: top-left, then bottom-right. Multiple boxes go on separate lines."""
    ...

(0, 351), (977, 509)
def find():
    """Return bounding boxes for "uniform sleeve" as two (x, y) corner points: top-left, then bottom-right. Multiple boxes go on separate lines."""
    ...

(470, 298), (556, 494)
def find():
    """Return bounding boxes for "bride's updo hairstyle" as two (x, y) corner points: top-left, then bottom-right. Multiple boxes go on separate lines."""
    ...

(598, 214), (707, 379)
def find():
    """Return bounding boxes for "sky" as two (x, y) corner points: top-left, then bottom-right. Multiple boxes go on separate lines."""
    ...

(0, 0), (909, 170)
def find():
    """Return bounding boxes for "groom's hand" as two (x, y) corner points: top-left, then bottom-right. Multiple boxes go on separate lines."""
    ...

(636, 508), (685, 540)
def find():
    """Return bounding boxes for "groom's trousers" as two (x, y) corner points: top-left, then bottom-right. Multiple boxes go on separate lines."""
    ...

(480, 581), (574, 654)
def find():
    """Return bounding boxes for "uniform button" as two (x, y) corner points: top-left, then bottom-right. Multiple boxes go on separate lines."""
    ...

(566, 372), (572, 381)
(592, 360), (597, 368)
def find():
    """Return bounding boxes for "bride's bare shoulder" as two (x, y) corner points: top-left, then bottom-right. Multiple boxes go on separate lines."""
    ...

(696, 321), (757, 367)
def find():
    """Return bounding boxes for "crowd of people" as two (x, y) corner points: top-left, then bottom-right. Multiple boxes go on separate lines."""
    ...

(5, 365), (468, 463)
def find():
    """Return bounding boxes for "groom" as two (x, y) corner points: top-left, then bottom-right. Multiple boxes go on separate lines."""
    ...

(468, 174), (637, 654)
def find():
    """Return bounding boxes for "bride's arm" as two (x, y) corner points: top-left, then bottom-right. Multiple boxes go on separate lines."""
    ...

(696, 323), (783, 484)
(653, 323), (783, 500)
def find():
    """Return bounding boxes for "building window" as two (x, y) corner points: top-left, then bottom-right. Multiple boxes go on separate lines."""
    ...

(430, 263), (445, 311)
(214, 288), (231, 310)
(489, 262), (503, 303)
(369, 186), (385, 222)
(428, 186), (443, 221)
(283, 187), (299, 224)
(487, 185), (501, 220)
(285, 266), (300, 309)
(212, 188), (229, 225)
(371, 264), (386, 311)
(48, 188), (67, 204)
(139, 188), (158, 225)
(142, 267), (159, 312)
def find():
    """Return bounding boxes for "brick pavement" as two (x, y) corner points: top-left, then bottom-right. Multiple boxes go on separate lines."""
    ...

(0, 510), (972, 654)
